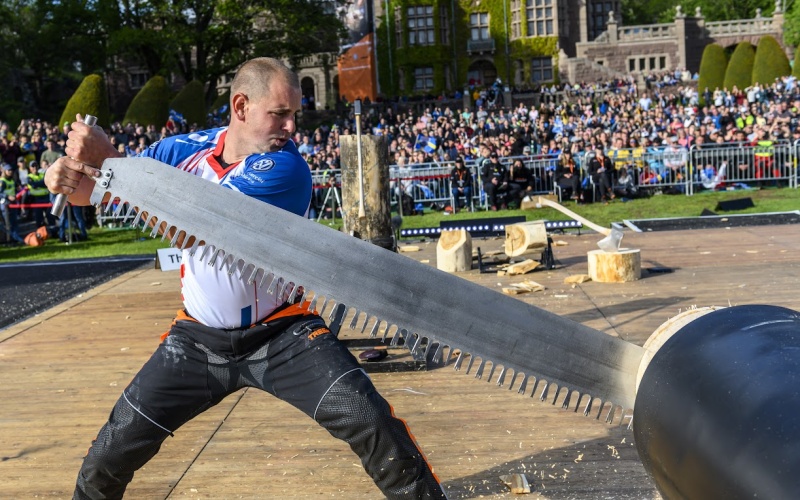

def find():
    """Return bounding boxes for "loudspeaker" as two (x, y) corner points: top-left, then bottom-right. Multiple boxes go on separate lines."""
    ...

(715, 198), (754, 212)
(700, 208), (718, 217)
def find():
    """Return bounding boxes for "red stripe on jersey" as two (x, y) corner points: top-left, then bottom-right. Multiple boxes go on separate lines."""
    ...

(206, 130), (241, 178)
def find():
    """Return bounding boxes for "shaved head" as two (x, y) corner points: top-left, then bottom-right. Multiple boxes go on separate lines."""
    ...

(231, 57), (299, 103)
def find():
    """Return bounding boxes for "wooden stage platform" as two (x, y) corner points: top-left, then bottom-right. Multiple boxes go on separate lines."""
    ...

(2, 223), (799, 499)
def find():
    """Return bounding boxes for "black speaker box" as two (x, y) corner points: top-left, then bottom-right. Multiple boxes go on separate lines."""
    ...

(715, 198), (754, 212)
(700, 208), (718, 217)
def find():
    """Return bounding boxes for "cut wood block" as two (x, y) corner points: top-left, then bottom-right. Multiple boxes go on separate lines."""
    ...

(499, 473), (531, 494)
(505, 220), (548, 257)
(564, 274), (592, 284)
(399, 245), (420, 252)
(554, 240), (569, 246)
(587, 248), (641, 283)
(436, 229), (472, 272)
(506, 259), (540, 276)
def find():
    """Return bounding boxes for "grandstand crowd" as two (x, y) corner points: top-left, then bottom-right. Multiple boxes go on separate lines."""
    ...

(2, 69), (800, 243)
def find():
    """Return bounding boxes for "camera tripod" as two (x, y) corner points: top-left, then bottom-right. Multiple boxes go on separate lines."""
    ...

(316, 184), (342, 224)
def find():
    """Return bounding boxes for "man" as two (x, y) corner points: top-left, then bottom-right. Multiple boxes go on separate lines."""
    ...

(449, 156), (472, 212)
(481, 151), (509, 210)
(24, 160), (51, 228)
(1, 163), (24, 244)
(45, 57), (446, 499)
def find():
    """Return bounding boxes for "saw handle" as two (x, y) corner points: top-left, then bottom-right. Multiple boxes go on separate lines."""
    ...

(51, 114), (98, 217)
(535, 196), (611, 235)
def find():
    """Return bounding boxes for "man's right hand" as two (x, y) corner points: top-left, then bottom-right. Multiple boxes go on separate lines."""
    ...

(66, 114), (122, 167)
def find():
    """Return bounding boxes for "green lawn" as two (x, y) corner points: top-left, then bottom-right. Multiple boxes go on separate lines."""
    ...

(2, 187), (798, 263)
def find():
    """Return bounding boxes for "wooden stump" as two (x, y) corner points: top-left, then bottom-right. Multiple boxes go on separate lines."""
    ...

(587, 248), (641, 283)
(436, 229), (472, 272)
(504, 220), (547, 257)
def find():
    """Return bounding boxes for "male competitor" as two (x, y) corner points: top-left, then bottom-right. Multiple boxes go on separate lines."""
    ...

(46, 57), (446, 499)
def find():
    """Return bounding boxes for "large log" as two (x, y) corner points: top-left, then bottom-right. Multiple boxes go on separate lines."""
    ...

(587, 248), (641, 282)
(436, 229), (472, 272)
(340, 135), (393, 250)
(504, 220), (548, 257)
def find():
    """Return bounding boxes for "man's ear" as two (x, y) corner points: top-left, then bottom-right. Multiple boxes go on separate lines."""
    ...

(231, 93), (247, 121)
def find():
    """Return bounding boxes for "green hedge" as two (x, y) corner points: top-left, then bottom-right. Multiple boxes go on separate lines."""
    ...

(794, 48), (800, 78)
(723, 41), (755, 91)
(697, 44), (727, 106)
(123, 76), (170, 127)
(168, 80), (207, 127)
(751, 35), (790, 85)
(59, 74), (110, 129)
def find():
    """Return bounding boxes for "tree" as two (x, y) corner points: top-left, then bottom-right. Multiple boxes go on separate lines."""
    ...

(169, 81), (207, 128)
(724, 42), (756, 91)
(697, 44), (728, 105)
(784, 0), (800, 49)
(108, 0), (347, 106)
(680, 0), (774, 22)
(59, 75), (111, 129)
(751, 35), (790, 85)
(123, 76), (171, 127)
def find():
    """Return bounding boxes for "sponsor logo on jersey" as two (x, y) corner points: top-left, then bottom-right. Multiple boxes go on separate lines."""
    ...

(251, 158), (275, 172)
(187, 133), (209, 143)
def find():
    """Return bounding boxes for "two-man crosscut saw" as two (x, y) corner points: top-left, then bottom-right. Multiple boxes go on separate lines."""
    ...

(90, 157), (645, 420)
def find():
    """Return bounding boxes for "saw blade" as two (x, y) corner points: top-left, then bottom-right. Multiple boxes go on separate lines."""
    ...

(91, 157), (645, 420)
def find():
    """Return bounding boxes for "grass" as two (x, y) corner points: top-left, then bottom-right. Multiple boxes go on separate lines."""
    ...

(2, 187), (798, 263)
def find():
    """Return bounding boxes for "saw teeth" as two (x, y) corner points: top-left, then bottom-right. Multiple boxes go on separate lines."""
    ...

(131, 210), (144, 227)
(168, 231), (181, 247)
(391, 328), (405, 347)
(453, 351), (465, 370)
(496, 367), (506, 387)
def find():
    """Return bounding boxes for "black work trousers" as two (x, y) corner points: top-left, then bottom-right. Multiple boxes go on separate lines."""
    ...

(74, 313), (446, 499)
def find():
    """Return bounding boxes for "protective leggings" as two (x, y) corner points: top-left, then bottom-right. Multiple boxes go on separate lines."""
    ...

(74, 314), (446, 499)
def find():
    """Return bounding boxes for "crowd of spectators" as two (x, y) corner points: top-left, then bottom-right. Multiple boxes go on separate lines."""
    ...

(3, 68), (800, 243)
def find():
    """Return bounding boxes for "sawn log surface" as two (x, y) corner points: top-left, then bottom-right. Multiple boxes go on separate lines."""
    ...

(2, 223), (799, 499)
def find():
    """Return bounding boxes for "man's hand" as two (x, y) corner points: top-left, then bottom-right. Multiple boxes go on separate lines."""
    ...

(45, 156), (102, 206)
(66, 114), (122, 167)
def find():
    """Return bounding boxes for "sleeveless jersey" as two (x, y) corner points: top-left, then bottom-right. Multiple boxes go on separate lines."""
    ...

(140, 127), (312, 329)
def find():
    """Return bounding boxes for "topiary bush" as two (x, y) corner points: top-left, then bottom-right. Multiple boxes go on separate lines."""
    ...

(59, 74), (111, 129)
(697, 44), (728, 106)
(123, 76), (170, 127)
(751, 35), (791, 85)
(168, 80), (207, 128)
(210, 89), (231, 123)
(723, 41), (756, 91)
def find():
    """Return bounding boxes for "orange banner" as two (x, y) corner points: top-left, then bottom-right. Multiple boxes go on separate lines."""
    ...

(337, 33), (377, 102)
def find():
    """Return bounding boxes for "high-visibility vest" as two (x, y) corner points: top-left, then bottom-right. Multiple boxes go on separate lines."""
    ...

(1, 177), (16, 198)
(754, 140), (774, 159)
(26, 172), (49, 197)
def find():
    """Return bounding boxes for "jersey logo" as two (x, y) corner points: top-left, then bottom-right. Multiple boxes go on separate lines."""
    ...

(187, 133), (209, 142)
(251, 158), (275, 171)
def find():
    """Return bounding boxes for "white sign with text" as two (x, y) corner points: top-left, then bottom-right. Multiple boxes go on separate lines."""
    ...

(156, 248), (183, 271)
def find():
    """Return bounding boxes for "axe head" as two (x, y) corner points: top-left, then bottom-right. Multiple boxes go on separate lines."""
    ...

(597, 225), (624, 252)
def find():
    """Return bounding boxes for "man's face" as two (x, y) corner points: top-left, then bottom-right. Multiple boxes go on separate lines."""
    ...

(244, 77), (301, 153)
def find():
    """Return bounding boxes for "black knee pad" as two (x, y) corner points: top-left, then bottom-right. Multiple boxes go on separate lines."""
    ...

(315, 370), (446, 499)
(75, 397), (170, 499)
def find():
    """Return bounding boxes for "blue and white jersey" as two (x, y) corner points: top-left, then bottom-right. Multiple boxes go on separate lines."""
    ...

(140, 128), (312, 329)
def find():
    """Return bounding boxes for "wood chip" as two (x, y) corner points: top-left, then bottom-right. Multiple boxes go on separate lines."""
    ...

(398, 245), (420, 252)
(564, 274), (592, 284)
(506, 259), (540, 276)
(499, 473), (531, 494)
(502, 280), (545, 295)
(553, 240), (568, 246)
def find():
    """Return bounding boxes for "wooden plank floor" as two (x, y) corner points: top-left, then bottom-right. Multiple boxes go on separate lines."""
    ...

(2, 223), (799, 499)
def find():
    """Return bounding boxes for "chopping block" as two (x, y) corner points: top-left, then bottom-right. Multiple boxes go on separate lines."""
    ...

(587, 248), (641, 282)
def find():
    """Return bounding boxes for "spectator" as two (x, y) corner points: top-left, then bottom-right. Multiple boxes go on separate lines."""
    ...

(450, 156), (473, 212)
(507, 158), (534, 207)
(555, 150), (581, 201)
(587, 147), (614, 203)
(482, 151), (510, 210)
(662, 137), (688, 193)
(25, 160), (51, 228)
(1, 164), (24, 244)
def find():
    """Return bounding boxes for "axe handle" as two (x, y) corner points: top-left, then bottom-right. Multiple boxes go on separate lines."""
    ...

(536, 196), (611, 236)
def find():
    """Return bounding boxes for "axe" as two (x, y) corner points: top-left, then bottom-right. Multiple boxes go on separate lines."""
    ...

(535, 196), (624, 252)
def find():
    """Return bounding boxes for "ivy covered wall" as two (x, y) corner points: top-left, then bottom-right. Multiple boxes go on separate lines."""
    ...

(376, 0), (561, 98)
